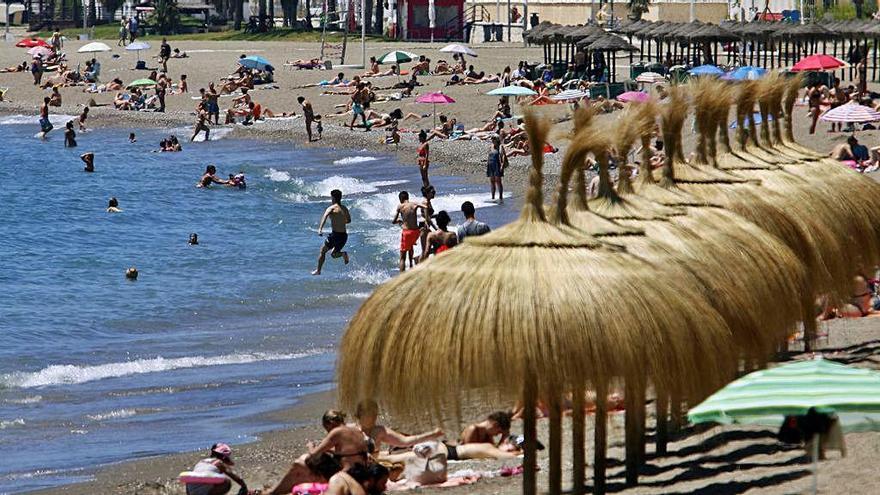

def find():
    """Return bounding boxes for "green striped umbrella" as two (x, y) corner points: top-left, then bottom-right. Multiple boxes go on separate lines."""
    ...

(377, 50), (417, 65)
(689, 357), (880, 495)
(688, 358), (880, 426)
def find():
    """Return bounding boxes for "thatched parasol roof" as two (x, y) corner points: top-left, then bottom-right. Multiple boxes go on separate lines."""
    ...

(688, 23), (740, 42)
(633, 20), (666, 38)
(524, 21), (555, 42)
(739, 21), (777, 38)
(613, 19), (648, 35)
(566, 24), (605, 42)
(773, 22), (834, 40)
(583, 34), (640, 51)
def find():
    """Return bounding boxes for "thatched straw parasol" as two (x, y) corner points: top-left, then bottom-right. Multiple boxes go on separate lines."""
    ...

(525, 21), (556, 43)
(688, 23), (740, 43)
(773, 22), (835, 40)
(338, 113), (734, 495)
(567, 25), (605, 42)
(614, 19), (649, 35)
(584, 34), (640, 52)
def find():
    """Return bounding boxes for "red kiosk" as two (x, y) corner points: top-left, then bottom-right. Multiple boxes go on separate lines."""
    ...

(400, 0), (464, 41)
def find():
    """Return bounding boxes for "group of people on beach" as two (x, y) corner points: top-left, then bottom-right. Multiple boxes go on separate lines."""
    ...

(184, 400), (522, 495)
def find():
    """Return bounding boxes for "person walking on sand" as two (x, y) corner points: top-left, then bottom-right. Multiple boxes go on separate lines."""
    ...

(392, 191), (425, 272)
(191, 102), (211, 142)
(298, 96), (316, 142)
(38, 96), (53, 138)
(417, 130), (430, 187)
(159, 38), (172, 73)
(313, 189), (351, 275)
(487, 135), (508, 203)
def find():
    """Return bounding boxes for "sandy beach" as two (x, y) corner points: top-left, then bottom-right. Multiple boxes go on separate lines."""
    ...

(5, 35), (880, 495)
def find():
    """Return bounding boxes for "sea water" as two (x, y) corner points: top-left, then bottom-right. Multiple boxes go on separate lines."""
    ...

(0, 117), (517, 493)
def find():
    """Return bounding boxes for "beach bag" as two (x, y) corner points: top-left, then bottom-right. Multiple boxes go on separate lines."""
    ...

(403, 441), (447, 485)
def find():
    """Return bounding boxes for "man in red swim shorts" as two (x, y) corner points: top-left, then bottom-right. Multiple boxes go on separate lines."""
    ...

(392, 190), (426, 272)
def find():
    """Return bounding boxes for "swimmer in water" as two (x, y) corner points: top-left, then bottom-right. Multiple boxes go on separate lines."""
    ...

(107, 197), (122, 213)
(129, 132), (137, 143)
(64, 121), (77, 148)
(81, 152), (94, 172)
(125, 267), (138, 280)
(312, 188), (351, 275)
(189, 233), (199, 245)
(197, 165), (229, 188)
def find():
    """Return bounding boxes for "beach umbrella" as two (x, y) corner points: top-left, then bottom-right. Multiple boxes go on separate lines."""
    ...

(689, 357), (880, 495)
(439, 43), (476, 57)
(688, 64), (724, 76)
(415, 91), (455, 126)
(487, 85), (537, 97)
(338, 113), (736, 495)
(722, 65), (767, 81)
(635, 71), (666, 84)
(791, 54), (847, 72)
(377, 50), (417, 65)
(616, 91), (649, 103)
(550, 89), (587, 101)
(27, 46), (52, 59)
(77, 42), (111, 54)
(127, 78), (157, 88)
(15, 38), (48, 48)
(819, 102), (880, 124)
(125, 40), (151, 62)
(239, 55), (274, 71)
(428, 0), (436, 42)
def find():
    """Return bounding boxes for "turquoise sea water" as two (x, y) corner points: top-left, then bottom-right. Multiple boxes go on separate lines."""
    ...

(0, 115), (516, 493)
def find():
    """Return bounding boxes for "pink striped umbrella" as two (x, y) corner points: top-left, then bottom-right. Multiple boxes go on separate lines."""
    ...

(616, 91), (650, 103)
(416, 92), (455, 126)
(820, 103), (880, 124)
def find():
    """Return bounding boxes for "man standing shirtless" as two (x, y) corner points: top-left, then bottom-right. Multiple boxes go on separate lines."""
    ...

(39, 96), (53, 138)
(313, 189), (351, 275)
(392, 190), (425, 272)
(298, 96), (316, 142)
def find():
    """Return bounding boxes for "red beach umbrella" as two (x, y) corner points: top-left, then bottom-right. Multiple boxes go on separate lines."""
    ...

(616, 91), (650, 103)
(791, 54), (847, 72)
(16, 38), (50, 48)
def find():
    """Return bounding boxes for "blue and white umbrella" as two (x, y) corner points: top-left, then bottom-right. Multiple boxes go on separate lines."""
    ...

(487, 85), (538, 97)
(239, 55), (274, 72)
(689, 64), (724, 76)
(722, 66), (767, 81)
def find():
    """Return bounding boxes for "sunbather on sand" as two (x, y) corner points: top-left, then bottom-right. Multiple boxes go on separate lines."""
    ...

(267, 410), (368, 495)
(425, 115), (453, 141)
(361, 57), (380, 77)
(0, 61), (27, 73)
(352, 400), (444, 456)
(288, 58), (324, 69)
(432, 59), (453, 75)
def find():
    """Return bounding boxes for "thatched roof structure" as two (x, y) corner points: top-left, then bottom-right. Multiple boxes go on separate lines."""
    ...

(566, 24), (605, 42)
(524, 21), (556, 43)
(773, 22), (834, 40)
(688, 23), (740, 42)
(583, 34), (640, 52)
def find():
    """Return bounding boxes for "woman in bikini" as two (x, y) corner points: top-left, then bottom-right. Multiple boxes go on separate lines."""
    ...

(352, 399), (444, 458)
(417, 185), (436, 259)
(807, 84), (825, 135)
(416, 130), (430, 187)
(420, 210), (457, 261)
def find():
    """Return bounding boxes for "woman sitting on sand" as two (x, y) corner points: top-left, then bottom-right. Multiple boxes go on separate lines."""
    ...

(266, 410), (367, 495)
(361, 57), (381, 77)
(424, 115), (453, 141)
(411, 56), (430, 75)
(432, 59), (453, 75)
(48, 86), (62, 107)
(838, 275), (880, 318)
(114, 92), (133, 111)
(353, 400), (445, 457)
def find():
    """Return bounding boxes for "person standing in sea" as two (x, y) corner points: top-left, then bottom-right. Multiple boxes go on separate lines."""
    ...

(191, 102), (211, 142)
(312, 189), (351, 275)
(298, 96), (316, 142)
(393, 191), (425, 272)
(456, 201), (491, 242)
(487, 135), (507, 203)
(416, 130), (430, 187)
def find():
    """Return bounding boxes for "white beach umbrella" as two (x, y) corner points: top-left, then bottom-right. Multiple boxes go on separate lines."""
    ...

(635, 71), (666, 84)
(440, 43), (477, 57)
(125, 40), (151, 62)
(78, 42), (111, 54)
(552, 89), (588, 101)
